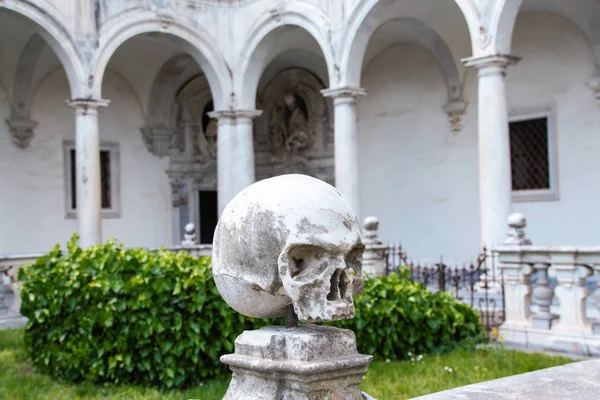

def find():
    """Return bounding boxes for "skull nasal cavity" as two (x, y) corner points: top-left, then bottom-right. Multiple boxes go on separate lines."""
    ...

(327, 269), (343, 301)
(291, 257), (304, 278)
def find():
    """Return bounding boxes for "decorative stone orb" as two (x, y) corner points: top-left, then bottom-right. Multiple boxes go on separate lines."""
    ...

(212, 174), (365, 323)
(184, 223), (195, 234)
(507, 212), (526, 228)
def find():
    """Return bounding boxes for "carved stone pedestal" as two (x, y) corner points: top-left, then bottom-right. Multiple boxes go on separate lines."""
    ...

(221, 325), (374, 400)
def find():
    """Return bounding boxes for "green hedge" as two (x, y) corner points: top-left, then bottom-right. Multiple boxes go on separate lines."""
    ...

(332, 268), (485, 359)
(19, 236), (484, 389)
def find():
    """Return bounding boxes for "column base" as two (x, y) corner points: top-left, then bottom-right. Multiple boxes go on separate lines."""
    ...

(221, 324), (375, 400)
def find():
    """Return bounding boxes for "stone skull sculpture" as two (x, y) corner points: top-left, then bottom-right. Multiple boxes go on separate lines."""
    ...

(212, 174), (365, 323)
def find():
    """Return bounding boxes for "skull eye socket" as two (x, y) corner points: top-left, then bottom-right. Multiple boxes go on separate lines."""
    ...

(287, 245), (328, 282)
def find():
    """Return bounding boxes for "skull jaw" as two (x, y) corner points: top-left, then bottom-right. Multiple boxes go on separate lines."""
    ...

(293, 298), (356, 323)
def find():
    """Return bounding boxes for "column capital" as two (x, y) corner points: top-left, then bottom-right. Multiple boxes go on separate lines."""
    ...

(235, 109), (263, 120)
(208, 109), (262, 121)
(66, 98), (110, 113)
(321, 86), (367, 99)
(461, 54), (521, 73)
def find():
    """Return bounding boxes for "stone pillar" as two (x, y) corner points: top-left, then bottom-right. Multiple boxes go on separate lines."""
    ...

(362, 216), (387, 277)
(68, 99), (110, 247)
(209, 110), (261, 216)
(551, 255), (593, 335)
(463, 55), (520, 250)
(321, 87), (367, 215)
(499, 256), (533, 331)
(209, 111), (237, 216)
(235, 110), (262, 193)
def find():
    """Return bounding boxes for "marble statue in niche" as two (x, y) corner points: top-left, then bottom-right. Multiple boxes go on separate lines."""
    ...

(189, 102), (218, 162)
(268, 90), (314, 162)
(204, 118), (218, 159)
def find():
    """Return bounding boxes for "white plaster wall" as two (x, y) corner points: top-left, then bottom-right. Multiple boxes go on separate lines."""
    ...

(357, 43), (480, 263)
(0, 68), (171, 254)
(358, 11), (600, 262)
(507, 12), (600, 246)
(99, 70), (172, 249)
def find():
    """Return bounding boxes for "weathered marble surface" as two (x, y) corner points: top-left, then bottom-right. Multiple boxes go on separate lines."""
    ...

(411, 359), (600, 400)
(212, 174), (365, 323)
(221, 325), (373, 400)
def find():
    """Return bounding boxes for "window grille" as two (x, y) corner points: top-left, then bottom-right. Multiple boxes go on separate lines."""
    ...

(69, 150), (112, 209)
(64, 140), (120, 218)
(509, 117), (550, 191)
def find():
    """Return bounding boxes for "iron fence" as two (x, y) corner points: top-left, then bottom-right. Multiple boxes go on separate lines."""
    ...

(382, 245), (505, 335)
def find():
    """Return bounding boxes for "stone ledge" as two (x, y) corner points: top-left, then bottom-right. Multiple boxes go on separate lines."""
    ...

(0, 315), (27, 330)
(411, 359), (600, 400)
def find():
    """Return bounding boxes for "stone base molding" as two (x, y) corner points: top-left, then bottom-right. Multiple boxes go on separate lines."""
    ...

(220, 325), (374, 400)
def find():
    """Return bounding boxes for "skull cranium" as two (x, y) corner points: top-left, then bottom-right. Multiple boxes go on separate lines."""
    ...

(212, 174), (364, 323)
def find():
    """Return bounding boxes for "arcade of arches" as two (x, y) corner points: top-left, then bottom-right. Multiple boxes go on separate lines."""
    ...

(2, 0), (600, 262)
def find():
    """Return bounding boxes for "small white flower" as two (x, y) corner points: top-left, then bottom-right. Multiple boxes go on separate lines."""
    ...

(408, 352), (412, 356)
(443, 366), (454, 373)
(385, 359), (390, 363)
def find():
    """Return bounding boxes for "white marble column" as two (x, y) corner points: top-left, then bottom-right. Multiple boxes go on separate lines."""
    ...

(209, 111), (236, 216)
(235, 109), (262, 194)
(67, 99), (110, 247)
(321, 87), (367, 215)
(463, 55), (520, 249)
(209, 110), (261, 216)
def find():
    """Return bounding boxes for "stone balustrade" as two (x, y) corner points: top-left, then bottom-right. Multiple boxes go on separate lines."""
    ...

(495, 213), (600, 356)
(0, 223), (212, 329)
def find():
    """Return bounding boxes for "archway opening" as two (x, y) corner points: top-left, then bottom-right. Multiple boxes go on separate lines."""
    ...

(347, 0), (477, 262)
(100, 32), (221, 246)
(244, 24), (333, 185)
(0, 8), (83, 254)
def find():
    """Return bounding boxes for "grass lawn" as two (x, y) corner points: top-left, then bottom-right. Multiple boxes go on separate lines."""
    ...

(0, 328), (576, 400)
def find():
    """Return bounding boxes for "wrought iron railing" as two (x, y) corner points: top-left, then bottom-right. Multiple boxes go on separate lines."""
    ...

(381, 245), (505, 335)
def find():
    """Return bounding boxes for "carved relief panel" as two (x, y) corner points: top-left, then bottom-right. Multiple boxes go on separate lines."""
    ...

(255, 69), (334, 185)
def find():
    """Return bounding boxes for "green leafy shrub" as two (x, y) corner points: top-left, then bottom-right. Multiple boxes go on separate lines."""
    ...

(20, 237), (484, 389)
(332, 268), (485, 359)
(19, 235), (274, 389)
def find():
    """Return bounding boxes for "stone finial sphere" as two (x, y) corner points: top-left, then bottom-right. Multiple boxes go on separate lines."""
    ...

(185, 223), (195, 234)
(363, 216), (379, 231)
(507, 213), (526, 228)
(212, 174), (365, 322)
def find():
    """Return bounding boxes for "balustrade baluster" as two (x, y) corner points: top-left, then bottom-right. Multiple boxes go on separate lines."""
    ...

(531, 263), (557, 330)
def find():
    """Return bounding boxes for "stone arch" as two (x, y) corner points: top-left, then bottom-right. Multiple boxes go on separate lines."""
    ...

(0, 3), (86, 97)
(488, 0), (524, 55)
(145, 54), (202, 127)
(92, 10), (230, 110)
(364, 18), (463, 103)
(11, 34), (46, 117)
(490, 0), (600, 67)
(234, 5), (335, 110)
(340, 0), (475, 88)
(5, 34), (46, 148)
